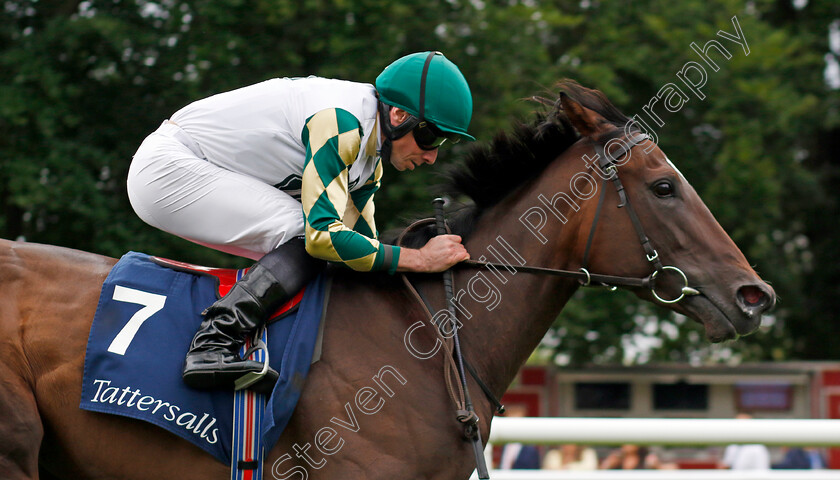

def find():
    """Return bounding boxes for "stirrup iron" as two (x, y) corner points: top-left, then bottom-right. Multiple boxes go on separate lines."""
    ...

(234, 338), (271, 391)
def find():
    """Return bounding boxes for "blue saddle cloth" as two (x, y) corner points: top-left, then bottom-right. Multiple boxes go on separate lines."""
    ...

(80, 252), (327, 464)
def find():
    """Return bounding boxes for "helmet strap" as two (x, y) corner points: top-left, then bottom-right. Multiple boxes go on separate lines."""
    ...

(418, 51), (438, 123)
(377, 97), (421, 163)
(377, 98), (397, 163)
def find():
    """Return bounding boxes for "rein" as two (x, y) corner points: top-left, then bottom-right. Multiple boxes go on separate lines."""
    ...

(460, 259), (651, 288)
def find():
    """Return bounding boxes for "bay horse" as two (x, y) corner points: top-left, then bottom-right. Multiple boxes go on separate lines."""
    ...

(1, 81), (774, 480)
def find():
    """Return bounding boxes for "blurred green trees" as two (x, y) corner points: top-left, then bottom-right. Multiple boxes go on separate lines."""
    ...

(1, 0), (837, 363)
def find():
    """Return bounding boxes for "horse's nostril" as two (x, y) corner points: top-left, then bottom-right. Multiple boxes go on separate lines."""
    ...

(739, 286), (765, 306)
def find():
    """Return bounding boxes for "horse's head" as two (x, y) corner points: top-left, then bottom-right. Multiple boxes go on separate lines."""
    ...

(557, 82), (775, 342)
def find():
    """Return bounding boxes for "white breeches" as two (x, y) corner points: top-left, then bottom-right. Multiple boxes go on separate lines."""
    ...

(127, 122), (304, 260)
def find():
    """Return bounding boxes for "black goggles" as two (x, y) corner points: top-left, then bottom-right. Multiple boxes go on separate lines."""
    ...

(391, 115), (461, 151)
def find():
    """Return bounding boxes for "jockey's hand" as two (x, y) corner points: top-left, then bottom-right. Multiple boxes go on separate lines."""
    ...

(397, 235), (470, 273)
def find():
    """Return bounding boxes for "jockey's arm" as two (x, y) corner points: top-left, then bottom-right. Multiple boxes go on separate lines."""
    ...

(301, 108), (468, 274)
(301, 108), (401, 274)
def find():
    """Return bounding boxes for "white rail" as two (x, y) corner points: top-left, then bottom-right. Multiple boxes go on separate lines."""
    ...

(488, 417), (840, 446)
(476, 471), (840, 479)
(468, 418), (840, 479)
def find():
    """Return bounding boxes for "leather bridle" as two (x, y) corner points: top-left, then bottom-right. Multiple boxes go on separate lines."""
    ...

(461, 131), (700, 304)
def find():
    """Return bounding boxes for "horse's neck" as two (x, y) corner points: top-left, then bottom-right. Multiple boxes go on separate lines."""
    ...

(458, 159), (589, 399)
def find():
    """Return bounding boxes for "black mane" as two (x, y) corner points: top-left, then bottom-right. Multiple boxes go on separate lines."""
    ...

(391, 80), (632, 248)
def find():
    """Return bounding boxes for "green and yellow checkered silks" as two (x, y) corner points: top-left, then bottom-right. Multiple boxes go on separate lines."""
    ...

(301, 108), (400, 273)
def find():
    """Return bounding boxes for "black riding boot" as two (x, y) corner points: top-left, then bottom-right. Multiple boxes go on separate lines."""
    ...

(182, 238), (324, 392)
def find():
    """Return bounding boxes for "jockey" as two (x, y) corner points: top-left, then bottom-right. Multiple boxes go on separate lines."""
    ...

(127, 51), (473, 391)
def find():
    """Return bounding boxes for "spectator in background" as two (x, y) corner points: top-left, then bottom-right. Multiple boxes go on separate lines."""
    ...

(805, 448), (828, 469)
(498, 405), (542, 469)
(772, 447), (810, 469)
(543, 444), (598, 470)
(719, 413), (771, 470)
(773, 447), (826, 470)
(599, 444), (671, 469)
(499, 443), (541, 470)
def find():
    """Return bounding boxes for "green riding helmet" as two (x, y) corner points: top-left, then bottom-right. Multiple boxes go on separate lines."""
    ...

(376, 51), (475, 141)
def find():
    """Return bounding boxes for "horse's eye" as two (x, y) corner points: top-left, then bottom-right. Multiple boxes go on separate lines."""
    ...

(652, 180), (674, 197)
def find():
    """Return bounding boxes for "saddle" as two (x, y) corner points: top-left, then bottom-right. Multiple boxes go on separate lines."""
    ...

(150, 256), (305, 319)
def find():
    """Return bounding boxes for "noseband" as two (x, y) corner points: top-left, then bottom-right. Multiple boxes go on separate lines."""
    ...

(463, 131), (700, 304)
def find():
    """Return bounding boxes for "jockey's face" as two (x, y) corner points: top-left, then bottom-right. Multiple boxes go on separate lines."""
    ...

(387, 108), (439, 172)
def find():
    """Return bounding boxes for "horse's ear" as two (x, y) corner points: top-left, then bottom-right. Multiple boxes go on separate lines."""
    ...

(559, 92), (614, 138)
